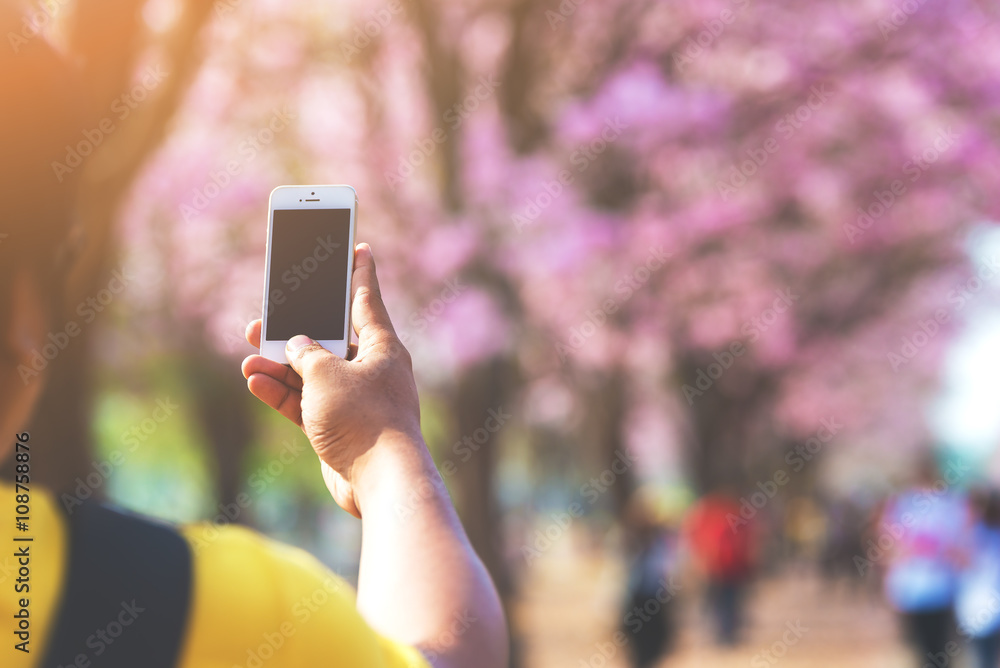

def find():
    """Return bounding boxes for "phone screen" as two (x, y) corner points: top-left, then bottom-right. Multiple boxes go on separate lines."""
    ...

(265, 208), (351, 341)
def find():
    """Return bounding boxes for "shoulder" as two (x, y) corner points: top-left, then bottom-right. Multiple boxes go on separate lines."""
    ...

(180, 522), (355, 635)
(178, 522), (431, 668)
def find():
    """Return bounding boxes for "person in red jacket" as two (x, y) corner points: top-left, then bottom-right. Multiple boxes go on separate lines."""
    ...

(685, 490), (757, 646)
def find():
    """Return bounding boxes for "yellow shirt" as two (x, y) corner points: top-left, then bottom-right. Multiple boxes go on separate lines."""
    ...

(1, 483), (430, 668)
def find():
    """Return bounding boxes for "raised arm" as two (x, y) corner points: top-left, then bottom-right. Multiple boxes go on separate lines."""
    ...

(241, 243), (508, 668)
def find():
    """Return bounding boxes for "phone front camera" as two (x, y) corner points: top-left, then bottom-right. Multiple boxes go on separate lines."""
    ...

(311, 191), (315, 195)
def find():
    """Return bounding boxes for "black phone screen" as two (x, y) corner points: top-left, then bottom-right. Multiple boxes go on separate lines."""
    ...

(265, 208), (351, 341)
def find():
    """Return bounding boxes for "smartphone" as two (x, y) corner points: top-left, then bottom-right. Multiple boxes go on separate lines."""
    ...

(260, 185), (357, 363)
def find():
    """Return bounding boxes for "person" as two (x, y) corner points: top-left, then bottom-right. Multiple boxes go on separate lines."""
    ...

(0, 19), (507, 668)
(782, 494), (826, 570)
(956, 487), (1000, 668)
(684, 489), (756, 646)
(819, 493), (867, 591)
(879, 455), (970, 668)
(620, 491), (679, 667)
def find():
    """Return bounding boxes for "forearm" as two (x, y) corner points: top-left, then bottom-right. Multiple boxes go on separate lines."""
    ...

(353, 433), (508, 668)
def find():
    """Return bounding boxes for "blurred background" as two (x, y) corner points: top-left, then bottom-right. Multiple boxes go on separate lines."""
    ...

(6, 0), (1000, 665)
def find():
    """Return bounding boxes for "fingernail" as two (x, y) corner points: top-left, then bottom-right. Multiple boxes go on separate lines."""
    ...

(287, 335), (314, 352)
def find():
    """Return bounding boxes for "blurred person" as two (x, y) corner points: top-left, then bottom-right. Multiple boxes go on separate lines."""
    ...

(0, 20), (506, 668)
(878, 454), (970, 668)
(855, 490), (890, 603)
(620, 490), (680, 667)
(783, 495), (826, 570)
(956, 487), (1000, 668)
(820, 494), (868, 590)
(684, 488), (756, 646)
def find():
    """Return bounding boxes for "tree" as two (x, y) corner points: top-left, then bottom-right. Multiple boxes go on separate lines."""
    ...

(1, 0), (217, 493)
(113, 0), (1000, 662)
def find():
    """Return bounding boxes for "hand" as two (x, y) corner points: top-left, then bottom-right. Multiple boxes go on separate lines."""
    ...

(242, 243), (424, 517)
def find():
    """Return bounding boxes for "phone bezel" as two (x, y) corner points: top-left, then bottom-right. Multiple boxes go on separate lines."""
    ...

(260, 184), (357, 364)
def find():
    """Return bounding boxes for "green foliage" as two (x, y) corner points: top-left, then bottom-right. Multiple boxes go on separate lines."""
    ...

(91, 386), (214, 522)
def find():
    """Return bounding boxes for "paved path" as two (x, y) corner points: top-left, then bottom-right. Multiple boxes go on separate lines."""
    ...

(515, 539), (920, 668)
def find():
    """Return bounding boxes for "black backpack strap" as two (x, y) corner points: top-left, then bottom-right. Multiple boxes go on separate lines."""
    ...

(41, 501), (193, 668)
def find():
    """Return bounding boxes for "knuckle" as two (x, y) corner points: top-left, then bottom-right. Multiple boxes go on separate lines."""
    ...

(357, 320), (379, 342)
(355, 285), (381, 306)
(299, 347), (327, 374)
(380, 337), (410, 367)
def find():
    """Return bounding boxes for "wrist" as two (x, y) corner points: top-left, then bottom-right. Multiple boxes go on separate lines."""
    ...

(351, 430), (441, 518)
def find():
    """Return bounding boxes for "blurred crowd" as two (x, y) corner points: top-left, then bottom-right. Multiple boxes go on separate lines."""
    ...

(609, 454), (1000, 668)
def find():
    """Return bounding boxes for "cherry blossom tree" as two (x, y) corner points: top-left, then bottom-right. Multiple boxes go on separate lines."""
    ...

(54, 0), (1000, 662)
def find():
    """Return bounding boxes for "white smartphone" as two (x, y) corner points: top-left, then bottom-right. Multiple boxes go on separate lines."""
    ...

(260, 185), (357, 363)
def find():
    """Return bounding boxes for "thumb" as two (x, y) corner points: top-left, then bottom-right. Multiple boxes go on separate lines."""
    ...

(351, 243), (398, 347)
(285, 335), (336, 378)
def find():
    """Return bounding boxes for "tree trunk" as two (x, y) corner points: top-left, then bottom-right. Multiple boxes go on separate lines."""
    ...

(578, 366), (634, 514)
(184, 345), (256, 520)
(450, 356), (521, 667)
(676, 355), (779, 493)
(11, 0), (215, 496)
(2, 329), (95, 496)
